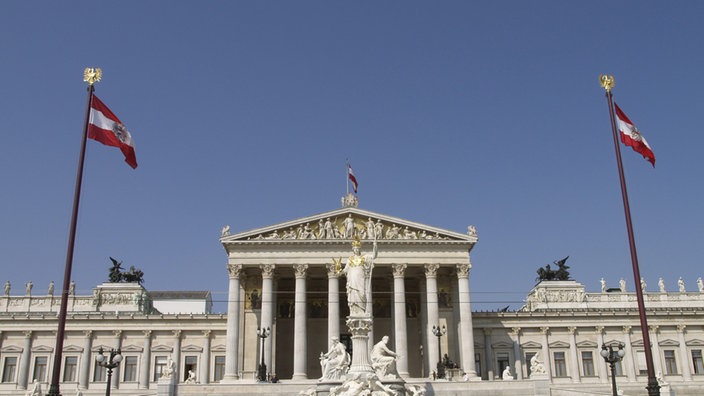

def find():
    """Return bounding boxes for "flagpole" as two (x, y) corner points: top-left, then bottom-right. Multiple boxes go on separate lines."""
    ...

(346, 159), (350, 195)
(47, 68), (101, 396)
(600, 75), (660, 396)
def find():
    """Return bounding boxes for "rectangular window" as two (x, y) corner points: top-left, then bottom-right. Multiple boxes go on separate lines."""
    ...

(123, 356), (138, 382)
(93, 360), (106, 382)
(63, 356), (78, 382)
(474, 353), (482, 377)
(664, 350), (678, 375)
(581, 351), (595, 377)
(214, 356), (226, 382)
(184, 356), (197, 382)
(496, 352), (510, 375)
(693, 350), (704, 375)
(636, 350), (648, 375)
(2, 357), (17, 383)
(614, 360), (623, 376)
(553, 351), (567, 377)
(32, 356), (48, 382)
(154, 356), (167, 381)
(525, 352), (536, 378)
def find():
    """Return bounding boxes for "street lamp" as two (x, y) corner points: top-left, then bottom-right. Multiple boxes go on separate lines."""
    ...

(95, 347), (122, 396)
(432, 324), (446, 379)
(256, 327), (271, 382)
(601, 343), (625, 396)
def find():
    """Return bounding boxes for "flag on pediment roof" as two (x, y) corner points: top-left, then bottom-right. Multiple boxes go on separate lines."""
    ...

(220, 207), (477, 243)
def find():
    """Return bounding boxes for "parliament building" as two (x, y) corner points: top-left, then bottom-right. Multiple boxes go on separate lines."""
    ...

(1, 203), (703, 395)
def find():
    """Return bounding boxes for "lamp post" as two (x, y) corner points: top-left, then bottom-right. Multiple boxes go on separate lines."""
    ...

(601, 343), (625, 396)
(432, 324), (446, 379)
(95, 347), (122, 396)
(256, 327), (270, 382)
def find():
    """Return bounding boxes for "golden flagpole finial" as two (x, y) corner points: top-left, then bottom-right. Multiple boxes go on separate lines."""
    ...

(599, 74), (615, 92)
(83, 67), (102, 86)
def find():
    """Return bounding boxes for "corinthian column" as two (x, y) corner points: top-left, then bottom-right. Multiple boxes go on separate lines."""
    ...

(392, 263), (409, 377)
(79, 330), (93, 390)
(326, 262), (341, 346)
(139, 330), (151, 389)
(223, 263), (242, 381)
(292, 264), (308, 380)
(456, 263), (477, 378)
(201, 330), (212, 385)
(677, 324), (692, 381)
(18, 331), (32, 390)
(260, 264), (276, 373)
(425, 264), (440, 373)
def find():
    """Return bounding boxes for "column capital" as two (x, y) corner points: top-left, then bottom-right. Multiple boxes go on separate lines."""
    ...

(511, 327), (522, 336)
(677, 323), (687, 333)
(260, 264), (276, 279)
(173, 329), (182, 338)
(392, 263), (407, 278)
(649, 325), (660, 333)
(424, 263), (440, 279)
(203, 330), (212, 338)
(540, 326), (550, 335)
(293, 264), (309, 279)
(326, 262), (340, 278)
(595, 325), (605, 335)
(567, 326), (577, 335)
(83, 330), (93, 338)
(456, 263), (471, 278)
(622, 325), (632, 334)
(227, 264), (242, 279)
(22, 330), (32, 338)
(142, 330), (152, 338)
(113, 330), (122, 338)
(483, 328), (492, 336)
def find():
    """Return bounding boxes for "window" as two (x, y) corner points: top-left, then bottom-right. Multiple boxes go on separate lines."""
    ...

(214, 356), (226, 382)
(525, 352), (536, 378)
(496, 352), (510, 376)
(553, 352), (567, 377)
(93, 360), (106, 382)
(581, 351), (595, 377)
(154, 356), (167, 381)
(693, 350), (704, 375)
(474, 353), (482, 377)
(63, 356), (78, 382)
(32, 356), (48, 382)
(184, 356), (197, 382)
(123, 356), (138, 382)
(636, 351), (648, 375)
(664, 350), (678, 375)
(2, 357), (17, 383)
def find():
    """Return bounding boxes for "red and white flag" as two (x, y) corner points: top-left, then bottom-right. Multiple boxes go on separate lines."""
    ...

(348, 162), (358, 193)
(614, 103), (655, 167)
(88, 95), (138, 169)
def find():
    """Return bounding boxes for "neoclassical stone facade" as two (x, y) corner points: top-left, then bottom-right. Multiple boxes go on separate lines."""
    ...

(0, 207), (703, 395)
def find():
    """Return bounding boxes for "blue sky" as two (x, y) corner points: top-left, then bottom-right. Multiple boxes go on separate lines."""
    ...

(2, 2), (703, 312)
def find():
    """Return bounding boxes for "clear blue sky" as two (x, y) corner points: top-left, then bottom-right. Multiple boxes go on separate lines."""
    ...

(2, 1), (703, 312)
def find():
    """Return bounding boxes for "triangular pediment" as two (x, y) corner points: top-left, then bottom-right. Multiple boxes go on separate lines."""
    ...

(122, 344), (144, 353)
(659, 339), (679, 347)
(686, 339), (704, 347)
(221, 207), (476, 244)
(1, 345), (23, 353)
(151, 344), (174, 353)
(32, 345), (54, 353)
(549, 341), (570, 349)
(576, 340), (598, 349)
(63, 345), (84, 353)
(211, 344), (227, 352)
(182, 344), (203, 353)
(520, 341), (542, 349)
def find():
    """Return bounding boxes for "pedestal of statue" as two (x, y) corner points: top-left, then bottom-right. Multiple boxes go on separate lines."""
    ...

(346, 314), (375, 374)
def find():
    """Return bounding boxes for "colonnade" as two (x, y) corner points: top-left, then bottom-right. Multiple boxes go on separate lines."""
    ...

(222, 261), (477, 380)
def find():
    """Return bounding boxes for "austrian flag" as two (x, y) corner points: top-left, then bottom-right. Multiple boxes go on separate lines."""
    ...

(88, 95), (138, 169)
(348, 163), (358, 193)
(614, 103), (655, 167)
